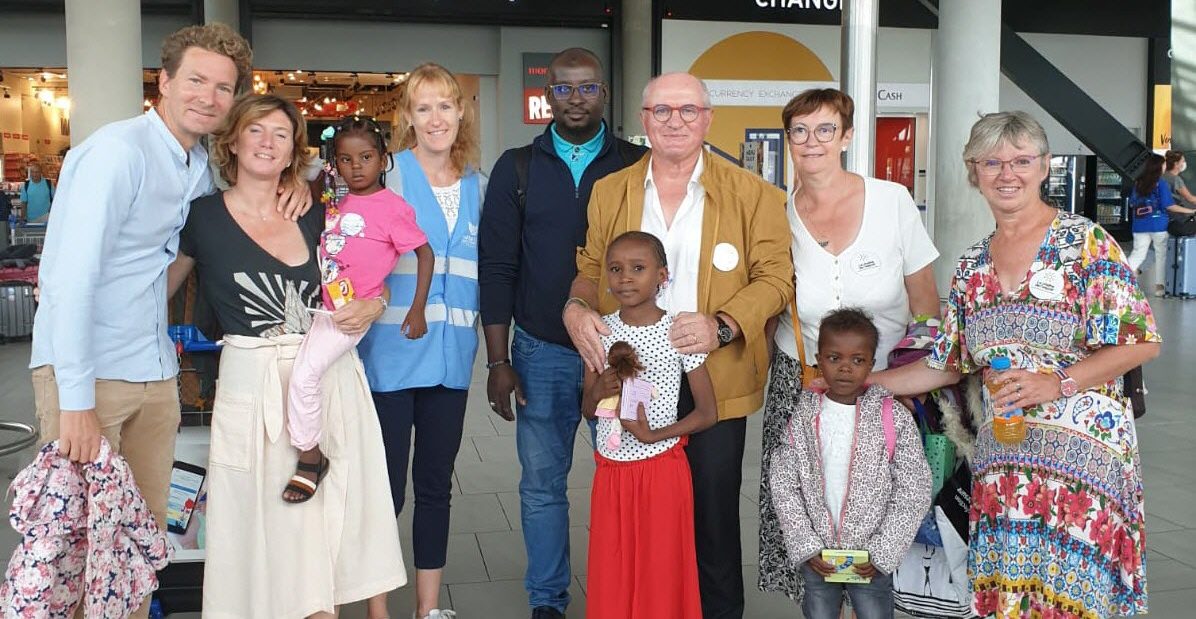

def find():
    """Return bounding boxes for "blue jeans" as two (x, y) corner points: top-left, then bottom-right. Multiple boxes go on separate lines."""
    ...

(512, 328), (584, 612)
(800, 563), (894, 619)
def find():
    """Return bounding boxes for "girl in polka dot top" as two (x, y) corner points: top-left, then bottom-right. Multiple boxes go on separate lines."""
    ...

(581, 231), (717, 619)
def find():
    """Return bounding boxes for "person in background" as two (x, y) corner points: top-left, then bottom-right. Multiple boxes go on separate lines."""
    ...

(478, 47), (645, 619)
(1163, 149), (1196, 209)
(356, 62), (482, 619)
(873, 111), (1159, 619)
(19, 162), (53, 222)
(1127, 152), (1195, 296)
(564, 72), (794, 619)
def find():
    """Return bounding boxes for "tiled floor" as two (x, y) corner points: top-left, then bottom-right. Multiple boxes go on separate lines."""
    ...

(0, 291), (1192, 617)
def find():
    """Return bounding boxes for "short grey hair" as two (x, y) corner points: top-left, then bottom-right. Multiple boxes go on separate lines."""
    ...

(641, 72), (712, 109)
(962, 111), (1050, 186)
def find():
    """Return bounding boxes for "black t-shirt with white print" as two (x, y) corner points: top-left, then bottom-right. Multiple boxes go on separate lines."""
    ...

(179, 191), (324, 337)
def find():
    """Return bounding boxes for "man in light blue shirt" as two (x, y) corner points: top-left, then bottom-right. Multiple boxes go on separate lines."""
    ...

(28, 31), (258, 597)
(18, 163), (53, 222)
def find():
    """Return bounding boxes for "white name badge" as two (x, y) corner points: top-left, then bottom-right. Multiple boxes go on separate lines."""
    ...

(1029, 268), (1065, 300)
(851, 252), (882, 276)
(713, 242), (740, 272)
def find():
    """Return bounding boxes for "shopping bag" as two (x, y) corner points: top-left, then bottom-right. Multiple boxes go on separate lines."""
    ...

(913, 398), (956, 498)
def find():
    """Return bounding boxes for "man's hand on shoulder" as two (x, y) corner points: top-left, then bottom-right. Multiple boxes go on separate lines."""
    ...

(58, 409), (102, 463)
(669, 312), (721, 355)
(562, 299), (609, 372)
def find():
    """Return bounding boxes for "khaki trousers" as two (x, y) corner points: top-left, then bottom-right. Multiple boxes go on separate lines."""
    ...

(32, 365), (180, 619)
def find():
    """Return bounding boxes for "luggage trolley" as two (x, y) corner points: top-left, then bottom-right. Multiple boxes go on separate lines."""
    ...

(9, 223), (47, 250)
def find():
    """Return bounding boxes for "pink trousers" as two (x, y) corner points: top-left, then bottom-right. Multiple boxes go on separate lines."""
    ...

(286, 313), (364, 451)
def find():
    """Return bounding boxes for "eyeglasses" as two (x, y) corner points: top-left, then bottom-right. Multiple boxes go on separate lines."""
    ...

(968, 154), (1044, 176)
(547, 82), (603, 100)
(786, 123), (838, 145)
(643, 104), (709, 124)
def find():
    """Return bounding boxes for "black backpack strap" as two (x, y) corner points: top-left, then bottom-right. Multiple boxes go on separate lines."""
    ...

(616, 139), (645, 167)
(513, 144), (533, 215)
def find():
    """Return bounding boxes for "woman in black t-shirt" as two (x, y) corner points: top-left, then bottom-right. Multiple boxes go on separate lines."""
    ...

(166, 95), (406, 619)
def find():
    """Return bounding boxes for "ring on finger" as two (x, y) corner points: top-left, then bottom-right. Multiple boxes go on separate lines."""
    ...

(1016, 382), (1023, 392)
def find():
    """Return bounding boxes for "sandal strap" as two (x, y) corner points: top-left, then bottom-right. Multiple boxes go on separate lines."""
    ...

(287, 474), (318, 492)
(295, 457), (326, 474)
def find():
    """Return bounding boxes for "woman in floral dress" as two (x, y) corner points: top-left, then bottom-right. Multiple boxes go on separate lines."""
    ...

(875, 111), (1160, 618)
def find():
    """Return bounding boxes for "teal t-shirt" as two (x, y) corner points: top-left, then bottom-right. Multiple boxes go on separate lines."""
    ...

(551, 123), (605, 188)
(19, 179), (52, 221)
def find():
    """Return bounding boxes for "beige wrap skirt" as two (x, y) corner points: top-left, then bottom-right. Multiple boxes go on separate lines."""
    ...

(202, 334), (406, 618)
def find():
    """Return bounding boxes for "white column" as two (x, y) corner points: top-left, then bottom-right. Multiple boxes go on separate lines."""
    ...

(204, 0), (240, 32)
(1174, 0), (1196, 189)
(65, 0), (142, 144)
(621, 0), (651, 138)
(840, 0), (879, 176)
(931, 0), (1001, 290)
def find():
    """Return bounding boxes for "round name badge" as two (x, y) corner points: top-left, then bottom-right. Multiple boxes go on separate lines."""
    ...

(712, 242), (740, 272)
(340, 213), (366, 237)
(1029, 268), (1065, 300)
(851, 251), (882, 277)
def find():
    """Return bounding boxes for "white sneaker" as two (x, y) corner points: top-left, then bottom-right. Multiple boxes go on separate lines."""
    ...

(414, 611), (457, 619)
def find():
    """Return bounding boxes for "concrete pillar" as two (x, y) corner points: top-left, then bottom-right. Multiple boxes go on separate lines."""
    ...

(65, 0), (142, 145)
(840, 0), (879, 176)
(203, 0), (240, 33)
(620, 0), (651, 138)
(1173, 1), (1196, 188)
(931, 0), (1001, 290)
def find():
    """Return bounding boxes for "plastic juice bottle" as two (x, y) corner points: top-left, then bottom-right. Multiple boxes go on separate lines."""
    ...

(987, 355), (1026, 445)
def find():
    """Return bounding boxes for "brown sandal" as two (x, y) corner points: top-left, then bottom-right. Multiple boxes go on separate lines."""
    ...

(282, 455), (329, 503)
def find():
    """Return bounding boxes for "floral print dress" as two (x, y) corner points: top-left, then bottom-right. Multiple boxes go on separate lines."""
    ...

(928, 212), (1159, 619)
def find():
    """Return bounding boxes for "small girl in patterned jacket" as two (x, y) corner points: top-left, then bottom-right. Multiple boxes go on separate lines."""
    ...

(769, 308), (931, 619)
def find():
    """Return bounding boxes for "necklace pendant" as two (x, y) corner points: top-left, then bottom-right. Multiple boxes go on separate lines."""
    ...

(817, 240), (830, 248)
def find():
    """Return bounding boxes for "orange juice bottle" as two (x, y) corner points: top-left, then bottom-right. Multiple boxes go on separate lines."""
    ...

(987, 356), (1026, 445)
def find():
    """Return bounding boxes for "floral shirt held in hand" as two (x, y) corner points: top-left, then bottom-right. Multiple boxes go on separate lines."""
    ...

(928, 211), (1159, 619)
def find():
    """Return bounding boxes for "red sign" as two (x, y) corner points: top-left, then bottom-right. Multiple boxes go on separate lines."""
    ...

(524, 88), (552, 125)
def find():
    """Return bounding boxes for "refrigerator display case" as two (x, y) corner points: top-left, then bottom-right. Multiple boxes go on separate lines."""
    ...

(1045, 156), (1082, 212)
(1092, 159), (1130, 238)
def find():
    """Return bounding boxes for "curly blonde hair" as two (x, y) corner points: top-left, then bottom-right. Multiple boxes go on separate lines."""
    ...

(394, 63), (480, 176)
(210, 94), (311, 188)
(161, 23), (253, 94)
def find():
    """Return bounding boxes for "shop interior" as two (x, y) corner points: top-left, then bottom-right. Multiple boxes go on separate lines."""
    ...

(0, 66), (481, 216)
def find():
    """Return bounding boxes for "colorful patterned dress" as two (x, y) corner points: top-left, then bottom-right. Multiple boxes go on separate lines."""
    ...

(928, 212), (1159, 619)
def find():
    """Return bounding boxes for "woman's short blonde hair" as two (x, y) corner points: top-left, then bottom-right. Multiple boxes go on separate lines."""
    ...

(394, 63), (480, 176)
(210, 94), (311, 188)
(962, 111), (1050, 187)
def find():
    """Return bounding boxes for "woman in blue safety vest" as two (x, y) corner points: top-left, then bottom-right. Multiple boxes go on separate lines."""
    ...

(356, 62), (483, 619)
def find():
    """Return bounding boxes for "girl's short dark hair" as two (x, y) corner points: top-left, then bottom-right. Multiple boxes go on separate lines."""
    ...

(818, 307), (879, 356)
(607, 231), (667, 268)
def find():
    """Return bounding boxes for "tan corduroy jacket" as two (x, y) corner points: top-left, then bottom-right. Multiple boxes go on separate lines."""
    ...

(576, 151), (794, 420)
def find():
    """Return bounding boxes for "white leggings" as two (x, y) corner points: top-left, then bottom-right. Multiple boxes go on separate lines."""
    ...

(1127, 231), (1169, 280)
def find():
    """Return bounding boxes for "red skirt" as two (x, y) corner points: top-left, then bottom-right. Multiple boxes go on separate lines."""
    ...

(585, 439), (702, 619)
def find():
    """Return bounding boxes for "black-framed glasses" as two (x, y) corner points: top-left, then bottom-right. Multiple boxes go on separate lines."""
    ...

(643, 104), (710, 124)
(786, 123), (838, 145)
(968, 154), (1044, 177)
(547, 82), (604, 100)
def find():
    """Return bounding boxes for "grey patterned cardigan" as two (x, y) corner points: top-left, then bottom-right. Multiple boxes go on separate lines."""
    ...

(768, 384), (931, 574)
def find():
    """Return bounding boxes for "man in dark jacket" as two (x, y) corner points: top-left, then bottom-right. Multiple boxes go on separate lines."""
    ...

(478, 47), (647, 619)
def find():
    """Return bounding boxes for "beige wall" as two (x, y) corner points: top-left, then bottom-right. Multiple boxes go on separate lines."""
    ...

(0, 78), (70, 156)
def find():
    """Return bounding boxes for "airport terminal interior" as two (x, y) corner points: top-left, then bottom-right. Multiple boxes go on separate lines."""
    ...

(0, 0), (1195, 617)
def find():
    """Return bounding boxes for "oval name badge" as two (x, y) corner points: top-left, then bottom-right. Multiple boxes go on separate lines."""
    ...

(713, 242), (739, 272)
(1029, 268), (1065, 300)
(851, 251), (882, 277)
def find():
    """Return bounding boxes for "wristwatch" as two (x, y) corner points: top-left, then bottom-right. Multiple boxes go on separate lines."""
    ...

(486, 359), (511, 370)
(1055, 368), (1078, 397)
(715, 315), (734, 348)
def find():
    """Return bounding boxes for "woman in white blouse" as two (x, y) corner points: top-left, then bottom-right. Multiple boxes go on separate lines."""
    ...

(756, 88), (941, 602)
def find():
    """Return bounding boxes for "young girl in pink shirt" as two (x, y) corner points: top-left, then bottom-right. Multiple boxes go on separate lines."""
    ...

(283, 116), (433, 504)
